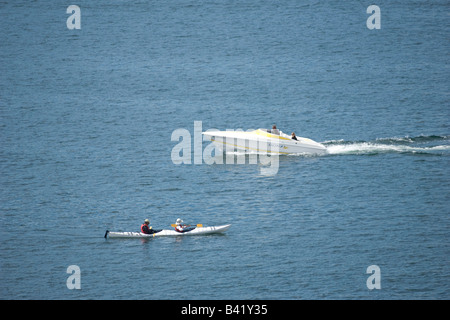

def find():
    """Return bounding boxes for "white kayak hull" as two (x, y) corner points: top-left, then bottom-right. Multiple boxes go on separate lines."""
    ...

(105, 224), (231, 239)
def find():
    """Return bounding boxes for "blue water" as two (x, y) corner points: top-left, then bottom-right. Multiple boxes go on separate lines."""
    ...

(1, 0), (449, 299)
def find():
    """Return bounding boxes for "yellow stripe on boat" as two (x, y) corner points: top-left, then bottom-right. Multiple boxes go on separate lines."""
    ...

(211, 138), (290, 154)
(253, 129), (291, 140)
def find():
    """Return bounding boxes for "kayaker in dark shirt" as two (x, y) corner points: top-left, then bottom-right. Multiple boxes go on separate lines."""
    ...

(141, 219), (155, 234)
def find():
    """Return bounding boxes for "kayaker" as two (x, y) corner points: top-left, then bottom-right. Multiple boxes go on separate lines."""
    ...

(141, 219), (155, 234)
(174, 218), (188, 233)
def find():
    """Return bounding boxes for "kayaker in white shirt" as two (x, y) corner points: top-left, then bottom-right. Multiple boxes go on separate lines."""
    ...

(174, 218), (189, 232)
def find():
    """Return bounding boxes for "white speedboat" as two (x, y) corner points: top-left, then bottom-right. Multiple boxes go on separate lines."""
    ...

(202, 128), (327, 155)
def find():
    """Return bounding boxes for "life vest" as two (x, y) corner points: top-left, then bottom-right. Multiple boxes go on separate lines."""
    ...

(141, 224), (151, 234)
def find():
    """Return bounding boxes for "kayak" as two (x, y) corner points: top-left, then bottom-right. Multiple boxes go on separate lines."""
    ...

(105, 224), (231, 239)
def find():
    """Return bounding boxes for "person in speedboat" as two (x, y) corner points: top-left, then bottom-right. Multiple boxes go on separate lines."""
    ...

(291, 132), (298, 140)
(271, 125), (280, 135)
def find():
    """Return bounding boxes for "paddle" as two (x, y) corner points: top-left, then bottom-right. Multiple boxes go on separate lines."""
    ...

(170, 224), (203, 228)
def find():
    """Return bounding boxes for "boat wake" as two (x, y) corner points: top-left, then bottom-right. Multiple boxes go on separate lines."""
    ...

(323, 135), (450, 156)
(220, 135), (450, 158)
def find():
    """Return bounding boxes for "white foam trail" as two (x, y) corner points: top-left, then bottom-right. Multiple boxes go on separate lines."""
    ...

(325, 142), (450, 155)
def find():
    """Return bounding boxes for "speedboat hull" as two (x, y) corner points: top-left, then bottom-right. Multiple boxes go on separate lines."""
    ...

(202, 129), (327, 155)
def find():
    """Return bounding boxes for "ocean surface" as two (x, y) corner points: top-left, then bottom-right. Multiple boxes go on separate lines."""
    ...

(1, 0), (449, 300)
